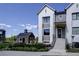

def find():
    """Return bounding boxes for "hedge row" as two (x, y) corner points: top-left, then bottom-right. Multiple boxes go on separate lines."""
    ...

(0, 43), (49, 51)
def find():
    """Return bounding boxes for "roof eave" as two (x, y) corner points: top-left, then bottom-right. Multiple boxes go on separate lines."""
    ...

(65, 3), (73, 11)
(37, 4), (55, 15)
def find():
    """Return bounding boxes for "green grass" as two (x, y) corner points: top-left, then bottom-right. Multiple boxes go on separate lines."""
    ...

(66, 48), (79, 53)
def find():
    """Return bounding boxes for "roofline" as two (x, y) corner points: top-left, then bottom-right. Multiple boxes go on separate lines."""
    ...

(55, 11), (66, 15)
(37, 4), (55, 15)
(65, 3), (73, 10)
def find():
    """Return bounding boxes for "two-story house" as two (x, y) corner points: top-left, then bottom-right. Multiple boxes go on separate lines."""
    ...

(38, 3), (79, 48)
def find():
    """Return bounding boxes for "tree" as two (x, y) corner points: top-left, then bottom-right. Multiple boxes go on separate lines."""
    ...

(5, 36), (16, 43)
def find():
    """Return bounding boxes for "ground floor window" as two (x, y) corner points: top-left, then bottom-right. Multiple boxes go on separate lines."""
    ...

(44, 29), (50, 35)
(72, 27), (79, 35)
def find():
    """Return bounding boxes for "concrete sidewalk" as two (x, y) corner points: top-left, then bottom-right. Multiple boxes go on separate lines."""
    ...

(0, 51), (79, 56)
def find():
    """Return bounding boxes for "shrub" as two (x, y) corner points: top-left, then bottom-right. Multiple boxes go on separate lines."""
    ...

(10, 47), (23, 51)
(0, 43), (48, 51)
(0, 44), (6, 49)
(0, 43), (10, 49)
(34, 43), (46, 49)
(30, 47), (38, 51)
(12, 43), (26, 47)
(12, 43), (46, 49)
(23, 47), (31, 51)
(39, 48), (48, 51)
(66, 44), (70, 50)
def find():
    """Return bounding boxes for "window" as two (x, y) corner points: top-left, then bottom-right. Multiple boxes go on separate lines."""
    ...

(77, 13), (79, 20)
(76, 4), (79, 8)
(72, 13), (79, 20)
(43, 16), (50, 23)
(72, 27), (79, 35)
(44, 29), (50, 35)
(72, 13), (76, 20)
(0, 31), (2, 34)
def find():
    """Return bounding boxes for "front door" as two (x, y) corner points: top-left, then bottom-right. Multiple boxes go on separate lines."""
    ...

(57, 28), (62, 38)
(22, 38), (25, 43)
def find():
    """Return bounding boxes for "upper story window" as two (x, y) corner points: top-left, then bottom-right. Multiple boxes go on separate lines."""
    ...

(43, 16), (50, 23)
(44, 29), (50, 35)
(76, 4), (79, 8)
(72, 13), (79, 20)
(0, 31), (2, 34)
(72, 27), (79, 35)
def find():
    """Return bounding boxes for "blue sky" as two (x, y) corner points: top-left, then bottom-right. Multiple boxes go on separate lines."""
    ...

(0, 3), (69, 37)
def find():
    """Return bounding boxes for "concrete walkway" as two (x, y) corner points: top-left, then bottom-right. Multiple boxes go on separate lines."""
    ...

(44, 38), (66, 56)
(49, 38), (66, 52)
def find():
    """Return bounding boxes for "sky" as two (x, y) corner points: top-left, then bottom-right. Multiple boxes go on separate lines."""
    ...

(0, 3), (69, 37)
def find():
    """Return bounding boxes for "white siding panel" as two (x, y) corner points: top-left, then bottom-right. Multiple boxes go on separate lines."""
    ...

(66, 4), (79, 44)
(38, 6), (55, 44)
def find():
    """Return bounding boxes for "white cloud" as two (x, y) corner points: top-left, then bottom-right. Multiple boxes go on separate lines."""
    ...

(13, 29), (18, 31)
(20, 24), (25, 27)
(0, 23), (11, 28)
(19, 24), (37, 30)
(6, 25), (11, 28)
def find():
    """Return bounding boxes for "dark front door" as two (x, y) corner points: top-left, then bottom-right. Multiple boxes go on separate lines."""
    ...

(57, 28), (62, 38)
(22, 38), (25, 43)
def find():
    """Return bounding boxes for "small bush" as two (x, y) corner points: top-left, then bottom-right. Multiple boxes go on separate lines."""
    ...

(12, 43), (26, 47)
(0, 43), (10, 50)
(66, 44), (70, 50)
(23, 47), (31, 51)
(39, 48), (48, 51)
(0, 44), (6, 49)
(33, 43), (46, 49)
(30, 47), (38, 51)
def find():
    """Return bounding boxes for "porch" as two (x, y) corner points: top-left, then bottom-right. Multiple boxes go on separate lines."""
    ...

(55, 22), (66, 39)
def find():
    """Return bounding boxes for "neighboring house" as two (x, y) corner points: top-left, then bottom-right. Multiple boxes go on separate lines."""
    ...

(16, 29), (35, 44)
(0, 29), (6, 43)
(38, 3), (79, 48)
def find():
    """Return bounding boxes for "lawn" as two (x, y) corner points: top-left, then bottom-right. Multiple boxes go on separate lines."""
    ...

(66, 48), (79, 53)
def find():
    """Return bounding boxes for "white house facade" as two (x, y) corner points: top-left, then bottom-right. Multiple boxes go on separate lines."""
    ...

(38, 3), (79, 48)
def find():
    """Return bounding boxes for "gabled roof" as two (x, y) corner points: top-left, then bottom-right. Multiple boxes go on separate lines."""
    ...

(17, 32), (34, 38)
(65, 3), (73, 10)
(37, 4), (55, 15)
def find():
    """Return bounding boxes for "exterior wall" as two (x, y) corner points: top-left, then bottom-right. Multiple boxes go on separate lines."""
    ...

(16, 36), (28, 44)
(66, 4), (79, 45)
(43, 23), (50, 28)
(43, 35), (50, 43)
(56, 14), (66, 22)
(38, 6), (55, 44)
(38, 3), (79, 46)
